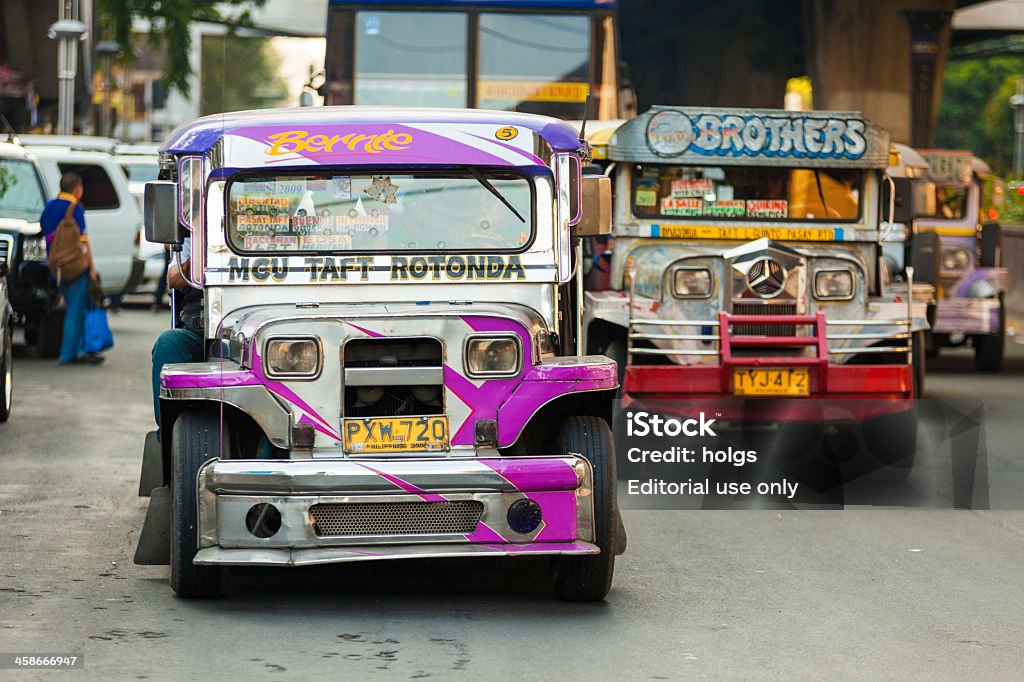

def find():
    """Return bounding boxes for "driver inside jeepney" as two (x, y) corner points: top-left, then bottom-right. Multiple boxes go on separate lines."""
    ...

(227, 171), (533, 254)
(631, 164), (861, 222)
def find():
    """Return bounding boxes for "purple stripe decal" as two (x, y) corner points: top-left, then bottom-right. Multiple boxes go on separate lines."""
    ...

(480, 459), (578, 492)
(526, 491), (578, 542)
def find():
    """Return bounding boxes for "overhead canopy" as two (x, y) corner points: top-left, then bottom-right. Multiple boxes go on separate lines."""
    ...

(608, 106), (891, 169)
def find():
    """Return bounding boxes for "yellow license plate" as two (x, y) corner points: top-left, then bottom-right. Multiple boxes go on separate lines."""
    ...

(343, 416), (449, 453)
(733, 368), (810, 396)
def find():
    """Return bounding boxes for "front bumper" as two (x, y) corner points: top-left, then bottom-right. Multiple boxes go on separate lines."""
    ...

(932, 297), (1001, 336)
(195, 456), (598, 566)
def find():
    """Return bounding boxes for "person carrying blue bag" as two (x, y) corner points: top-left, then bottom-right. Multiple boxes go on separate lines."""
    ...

(83, 277), (114, 355)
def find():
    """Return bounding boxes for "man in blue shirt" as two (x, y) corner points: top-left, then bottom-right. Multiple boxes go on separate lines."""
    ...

(39, 173), (102, 365)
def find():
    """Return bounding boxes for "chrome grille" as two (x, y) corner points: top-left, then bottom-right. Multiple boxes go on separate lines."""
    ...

(309, 501), (483, 537)
(732, 303), (797, 336)
(0, 235), (12, 268)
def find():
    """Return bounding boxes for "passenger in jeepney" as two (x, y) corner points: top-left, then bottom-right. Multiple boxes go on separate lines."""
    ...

(150, 236), (202, 439)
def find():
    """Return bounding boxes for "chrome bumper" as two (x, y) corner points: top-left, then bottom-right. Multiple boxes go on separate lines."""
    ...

(196, 456), (597, 566)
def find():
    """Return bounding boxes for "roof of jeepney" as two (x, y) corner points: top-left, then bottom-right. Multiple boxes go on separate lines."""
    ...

(159, 106), (585, 166)
(607, 106), (891, 169)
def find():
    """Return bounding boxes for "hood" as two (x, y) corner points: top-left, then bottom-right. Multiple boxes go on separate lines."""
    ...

(0, 218), (41, 236)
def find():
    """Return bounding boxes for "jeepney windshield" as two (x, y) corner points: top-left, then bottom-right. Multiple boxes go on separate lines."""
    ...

(226, 171), (534, 254)
(631, 164), (863, 222)
(935, 185), (968, 220)
(0, 158), (47, 221)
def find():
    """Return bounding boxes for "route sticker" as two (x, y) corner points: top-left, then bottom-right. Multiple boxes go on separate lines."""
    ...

(496, 126), (519, 141)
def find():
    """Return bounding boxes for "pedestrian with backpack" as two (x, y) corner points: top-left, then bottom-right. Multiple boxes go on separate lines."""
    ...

(39, 172), (103, 365)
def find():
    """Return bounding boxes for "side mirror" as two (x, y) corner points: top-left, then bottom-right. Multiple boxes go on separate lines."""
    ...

(572, 175), (612, 238)
(144, 181), (184, 244)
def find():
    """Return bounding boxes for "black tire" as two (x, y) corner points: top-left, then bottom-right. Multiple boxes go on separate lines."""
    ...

(170, 411), (226, 598)
(912, 330), (926, 398)
(0, 326), (12, 422)
(864, 409), (918, 482)
(551, 416), (617, 602)
(34, 309), (64, 359)
(974, 294), (1005, 372)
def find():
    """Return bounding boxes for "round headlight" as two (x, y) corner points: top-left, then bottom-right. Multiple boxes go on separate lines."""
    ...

(265, 337), (321, 377)
(814, 269), (855, 300)
(942, 248), (972, 271)
(465, 336), (521, 377)
(673, 268), (713, 298)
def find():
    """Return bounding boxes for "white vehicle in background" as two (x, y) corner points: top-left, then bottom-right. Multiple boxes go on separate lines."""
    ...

(113, 144), (165, 297)
(27, 144), (143, 295)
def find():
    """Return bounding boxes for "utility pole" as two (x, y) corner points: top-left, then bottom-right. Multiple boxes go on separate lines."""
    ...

(48, 0), (87, 135)
(1010, 79), (1024, 176)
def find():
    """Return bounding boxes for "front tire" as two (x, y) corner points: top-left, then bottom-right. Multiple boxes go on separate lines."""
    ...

(0, 327), (12, 422)
(974, 294), (1005, 372)
(170, 411), (226, 598)
(551, 416), (617, 602)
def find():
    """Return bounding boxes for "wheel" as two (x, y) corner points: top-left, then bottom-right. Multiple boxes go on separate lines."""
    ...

(170, 411), (226, 598)
(0, 327), (12, 422)
(912, 330), (926, 398)
(863, 409), (918, 482)
(34, 309), (64, 359)
(974, 294), (1005, 372)
(550, 416), (617, 602)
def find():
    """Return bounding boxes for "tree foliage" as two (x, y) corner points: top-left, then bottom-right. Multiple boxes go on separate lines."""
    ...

(200, 35), (288, 115)
(935, 56), (1024, 175)
(97, 0), (267, 97)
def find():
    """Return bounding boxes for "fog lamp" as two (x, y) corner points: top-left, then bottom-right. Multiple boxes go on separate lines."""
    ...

(814, 269), (855, 300)
(465, 335), (520, 377)
(673, 267), (713, 298)
(265, 337), (321, 378)
(507, 498), (543, 534)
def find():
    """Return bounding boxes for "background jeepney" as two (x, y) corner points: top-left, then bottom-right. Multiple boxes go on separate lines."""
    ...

(912, 150), (1009, 371)
(135, 107), (622, 601)
(583, 106), (929, 470)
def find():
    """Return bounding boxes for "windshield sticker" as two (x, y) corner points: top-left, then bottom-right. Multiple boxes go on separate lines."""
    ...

(331, 176), (352, 199)
(745, 199), (788, 219)
(703, 200), (746, 217)
(242, 235), (299, 251)
(660, 198), (703, 217)
(654, 225), (837, 241)
(635, 188), (657, 207)
(645, 111), (867, 160)
(301, 234), (354, 250)
(363, 176), (399, 204)
(225, 254), (527, 283)
(670, 178), (712, 197)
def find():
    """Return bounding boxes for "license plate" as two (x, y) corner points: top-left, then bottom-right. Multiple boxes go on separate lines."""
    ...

(343, 416), (449, 453)
(733, 368), (810, 397)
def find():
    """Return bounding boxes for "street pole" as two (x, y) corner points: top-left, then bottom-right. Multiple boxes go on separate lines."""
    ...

(48, 1), (87, 135)
(1010, 80), (1024, 176)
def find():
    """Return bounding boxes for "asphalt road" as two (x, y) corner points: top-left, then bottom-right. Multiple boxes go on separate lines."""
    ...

(1, 310), (1022, 680)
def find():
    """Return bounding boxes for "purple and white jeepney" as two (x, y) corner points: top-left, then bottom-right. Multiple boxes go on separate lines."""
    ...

(913, 150), (1009, 371)
(133, 107), (621, 600)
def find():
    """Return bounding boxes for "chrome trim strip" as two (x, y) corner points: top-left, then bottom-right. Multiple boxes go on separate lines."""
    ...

(344, 366), (444, 386)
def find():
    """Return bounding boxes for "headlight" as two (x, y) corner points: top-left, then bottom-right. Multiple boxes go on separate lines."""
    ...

(942, 248), (972, 271)
(264, 337), (321, 378)
(22, 235), (47, 262)
(672, 267), (713, 298)
(814, 269), (855, 300)
(465, 335), (521, 377)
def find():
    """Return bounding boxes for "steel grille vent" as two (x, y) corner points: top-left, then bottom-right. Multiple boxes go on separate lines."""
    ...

(309, 501), (483, 537)
(732, 303), (797, 336)
(0, 235), (12, 267)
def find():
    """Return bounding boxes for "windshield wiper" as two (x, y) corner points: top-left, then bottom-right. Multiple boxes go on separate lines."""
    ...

(465, 167), (525, 224)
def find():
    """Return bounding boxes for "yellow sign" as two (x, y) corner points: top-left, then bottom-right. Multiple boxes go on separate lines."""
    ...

(344, 416), (449, 453)
(495, 126), (519, 141)
(656, 225), (840, 241)
(733, 369), (810, 397)
(479, 80), (589, 103)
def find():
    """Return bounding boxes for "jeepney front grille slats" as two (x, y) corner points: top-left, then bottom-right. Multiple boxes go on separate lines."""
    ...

(732, 303), (797, 336)
(0, 235), (12, 267)
(309, 501), (483, 537)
